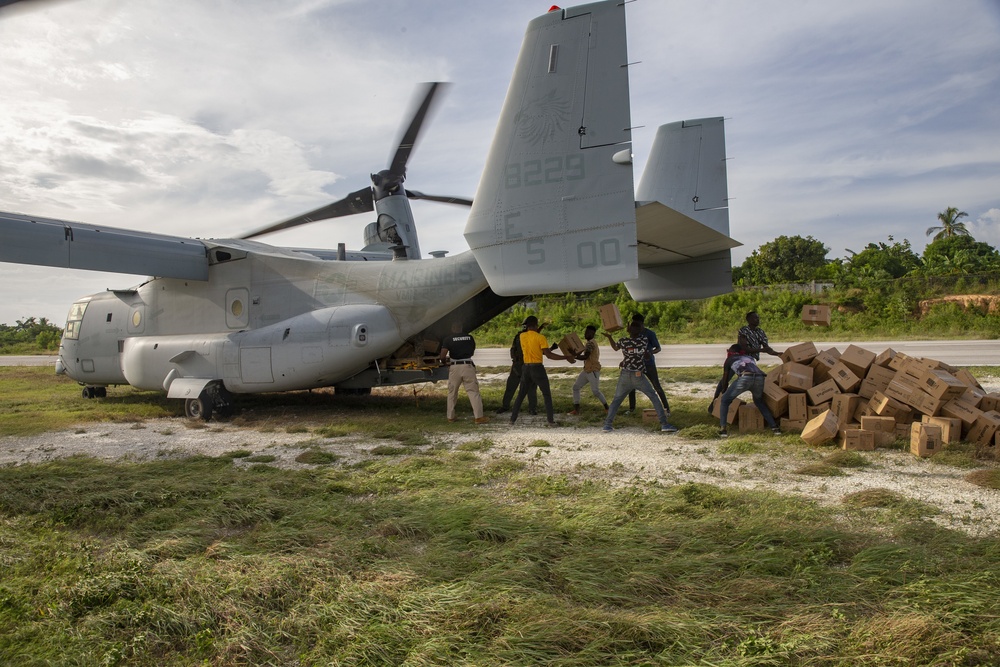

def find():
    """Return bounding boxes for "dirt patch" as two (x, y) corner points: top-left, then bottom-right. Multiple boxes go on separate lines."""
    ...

(919, 294), (1000, 316)
(3, 376), (999, 538)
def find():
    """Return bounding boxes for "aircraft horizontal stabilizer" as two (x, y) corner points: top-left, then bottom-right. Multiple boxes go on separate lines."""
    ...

(624, 117), (740, 301)
(464, 0), (638, 296)
(0, 212), (209, 280)
(634, 201), (740, 265)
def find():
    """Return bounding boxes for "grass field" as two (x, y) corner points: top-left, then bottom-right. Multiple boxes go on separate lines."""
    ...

(2, 366), (1000, 665)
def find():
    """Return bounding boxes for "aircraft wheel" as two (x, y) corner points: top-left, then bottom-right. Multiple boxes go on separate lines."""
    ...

(82, 386), (95, 399)
(184, 392), (214, 421)
(96, 387), (107, 398)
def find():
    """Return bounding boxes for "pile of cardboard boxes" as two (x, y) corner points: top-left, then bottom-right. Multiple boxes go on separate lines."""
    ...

(714, 342), (1000, 458)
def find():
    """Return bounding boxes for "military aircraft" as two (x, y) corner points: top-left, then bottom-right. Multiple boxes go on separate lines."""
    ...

(0, 0), (740, 420)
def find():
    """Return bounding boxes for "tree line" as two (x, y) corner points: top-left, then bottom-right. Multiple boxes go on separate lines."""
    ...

(0, 317), (62, 353)
(4, 208), (997, 351)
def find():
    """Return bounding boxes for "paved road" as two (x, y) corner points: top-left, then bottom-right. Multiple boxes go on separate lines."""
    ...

(472, 340), (1000, 368)
(4, 340), (997, 371)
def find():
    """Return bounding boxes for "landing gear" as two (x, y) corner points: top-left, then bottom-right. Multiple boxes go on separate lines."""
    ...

(184, 392), (213, 421)
(81, 386), (107, 399)
(183, 383), (234, 422)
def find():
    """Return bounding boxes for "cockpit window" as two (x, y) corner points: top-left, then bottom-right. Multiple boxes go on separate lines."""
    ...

(64, 301), (89, 340)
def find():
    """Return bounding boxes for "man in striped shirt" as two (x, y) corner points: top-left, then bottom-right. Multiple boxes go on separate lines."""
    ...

(737, 311), (783, 361)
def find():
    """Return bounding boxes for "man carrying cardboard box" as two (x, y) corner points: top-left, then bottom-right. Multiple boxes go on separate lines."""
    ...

(718, 351), (781, 437)
(568, 325), (609, 415)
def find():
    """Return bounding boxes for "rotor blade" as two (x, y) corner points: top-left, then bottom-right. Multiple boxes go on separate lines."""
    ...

(241, 186), (374, 239)
(388, 82), (449, 178)
(405, 190), (472, 207)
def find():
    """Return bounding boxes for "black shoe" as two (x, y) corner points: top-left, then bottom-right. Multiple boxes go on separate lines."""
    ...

(529, 411), (537, 416)
(718, 429), (729, 438)
(496, 408), (509, 414)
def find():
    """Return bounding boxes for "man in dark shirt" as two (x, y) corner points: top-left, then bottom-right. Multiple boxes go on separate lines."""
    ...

(602, 321), (677, 433)
(439, 321), (487, 424)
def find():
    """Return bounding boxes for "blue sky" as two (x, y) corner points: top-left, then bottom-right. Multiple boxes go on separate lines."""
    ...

(1, 0), (998, 324)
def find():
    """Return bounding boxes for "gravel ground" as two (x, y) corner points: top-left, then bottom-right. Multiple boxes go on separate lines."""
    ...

(3, 375), (999, 536)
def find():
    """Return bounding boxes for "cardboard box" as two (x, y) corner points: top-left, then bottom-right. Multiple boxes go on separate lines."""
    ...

(954, 368), (984, 390)
(557, 332), (586, 358)
(960, 387), (987, 408)
(712, 397), (743, 425)
(738, 404), (767, 432)
(831, 393), (862, 426)
(884, 374), (919, 405)
(801, 409), (839, 445)
(810, 351), (840, 383)
(861, 415), (897, 447)
(863, 364), (896, 394)
(840, 429), (875, 451)
(910, 422), (943, 457)
(642, 409), (659, 424)
(788, 393), (808, 421)
(807, 402), (832, 419)
(829, 362), (862, 393)
(801, 304), (831, 326)
(941, 399), (983, 430)
(861, 415), (897, 433)
(907, 390), (945, 417)
(781, 342), (818, 364)
(899, 356), (934, 381)
(807, 379), (839, 406)
(872, 348), (896, 368)
(840, 344), (876, 377)
(921, 415), (962, 444)
(763, 382), (789, 418)
(853, 401), (873, 423)
(869, 391), (909, 418)
(895, 423), (912, 440)
(966, 411), (1000, 447)
(781, 418), (807, 432)
(599, 303), (624, 332)
(980, 393), (1000, 412)
(916, 369), (968, 402)
(888, 352), (911, 372)
(778, 362), (814, 393)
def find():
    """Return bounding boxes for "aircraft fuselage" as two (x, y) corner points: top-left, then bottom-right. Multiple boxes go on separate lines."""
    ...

(58, 244), (486, 394)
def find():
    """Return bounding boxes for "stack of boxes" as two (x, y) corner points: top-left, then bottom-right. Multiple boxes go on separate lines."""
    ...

(753, 343), (1000, 457)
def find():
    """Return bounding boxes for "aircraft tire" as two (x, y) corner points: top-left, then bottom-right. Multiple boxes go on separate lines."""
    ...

(185, 392), (214, 421)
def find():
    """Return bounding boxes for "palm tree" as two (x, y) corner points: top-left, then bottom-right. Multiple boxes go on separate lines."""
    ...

(926, 206), (971, 240)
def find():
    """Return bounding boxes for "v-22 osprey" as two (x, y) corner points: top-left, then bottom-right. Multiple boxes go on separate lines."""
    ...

(0, 0), (740, 420)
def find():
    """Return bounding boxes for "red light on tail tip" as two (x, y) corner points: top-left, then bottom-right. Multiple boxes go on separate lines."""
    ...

(548, 5), (561, 11)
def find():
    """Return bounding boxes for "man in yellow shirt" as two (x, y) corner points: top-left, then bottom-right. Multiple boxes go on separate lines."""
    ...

(510, 315), (575, 426)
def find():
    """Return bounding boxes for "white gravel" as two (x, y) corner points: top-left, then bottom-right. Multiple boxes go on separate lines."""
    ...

(3, 376), (999, 537)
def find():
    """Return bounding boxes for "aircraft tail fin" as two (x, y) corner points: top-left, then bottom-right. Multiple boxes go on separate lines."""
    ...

(624, 117), (741, 301)
(464, 0), (637, 295)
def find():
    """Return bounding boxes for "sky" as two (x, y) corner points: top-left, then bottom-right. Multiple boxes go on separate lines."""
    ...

(1, 0), (999, 325)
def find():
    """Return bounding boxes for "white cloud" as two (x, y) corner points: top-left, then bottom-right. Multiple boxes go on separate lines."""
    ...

(1, 0), (999, 323)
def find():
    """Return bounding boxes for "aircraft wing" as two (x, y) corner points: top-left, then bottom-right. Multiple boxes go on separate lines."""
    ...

(0, 211), (209, 280)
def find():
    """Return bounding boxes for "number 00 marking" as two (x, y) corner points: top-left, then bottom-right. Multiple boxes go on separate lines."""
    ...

(577, 239), (621, 268)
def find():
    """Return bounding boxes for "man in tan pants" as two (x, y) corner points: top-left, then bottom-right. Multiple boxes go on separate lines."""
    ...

(439, 321), (487, 424)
